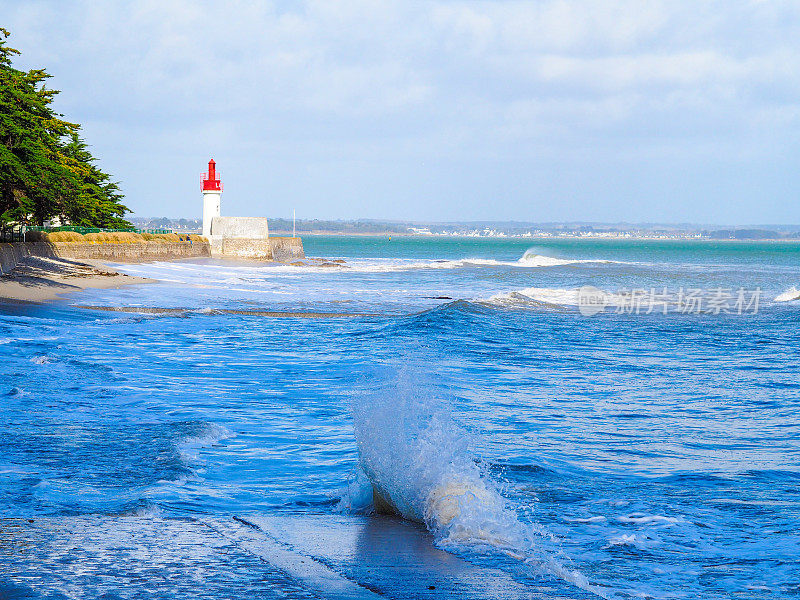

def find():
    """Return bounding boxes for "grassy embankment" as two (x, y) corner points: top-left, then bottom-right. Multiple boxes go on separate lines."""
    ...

(33, 232), (207, 244)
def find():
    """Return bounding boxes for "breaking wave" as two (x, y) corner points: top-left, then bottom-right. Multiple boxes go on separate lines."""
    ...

(175, 422), (233, 465)
(486, 286), (586, 308)
(266, 252), (610, 273)
(485, 286), (627, 311)
(345, 368), (606, 597)
(774, 287), (800, 302)
(516, 248), (615, 268)
(112, 250), (616, 282)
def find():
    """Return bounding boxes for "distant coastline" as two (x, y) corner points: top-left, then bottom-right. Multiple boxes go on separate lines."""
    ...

(272, 231), (800, 242)
(132, 217), (800, 242)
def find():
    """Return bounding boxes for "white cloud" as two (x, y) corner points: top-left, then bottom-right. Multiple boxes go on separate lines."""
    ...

(4, 0), (800, 222)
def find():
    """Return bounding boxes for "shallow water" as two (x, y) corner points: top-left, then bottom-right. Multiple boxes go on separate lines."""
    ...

(1, 237), (799, 599)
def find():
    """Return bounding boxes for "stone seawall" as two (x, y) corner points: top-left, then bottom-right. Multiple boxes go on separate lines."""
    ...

(0, 242), (57, 275)
(216, 238), (272, 260)
(1, 237), (303, 276)
(210, 236), (305, 261)
(269, 237), (305, 261)
(52, 241), (211, 262)
(0, 241), (210, 275)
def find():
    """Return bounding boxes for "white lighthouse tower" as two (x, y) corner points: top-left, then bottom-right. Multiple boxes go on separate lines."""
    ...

(201, 158), (222, 238)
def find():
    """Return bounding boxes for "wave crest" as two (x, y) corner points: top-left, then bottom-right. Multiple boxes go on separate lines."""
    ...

(486, 286), (631, 310)
(775, 287), (800, 302)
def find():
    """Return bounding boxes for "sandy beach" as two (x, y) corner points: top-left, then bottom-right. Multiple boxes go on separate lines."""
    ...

(0, 255), (154, 303)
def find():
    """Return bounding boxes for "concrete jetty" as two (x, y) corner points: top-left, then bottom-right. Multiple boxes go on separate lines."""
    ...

(0, 513), (589, 599)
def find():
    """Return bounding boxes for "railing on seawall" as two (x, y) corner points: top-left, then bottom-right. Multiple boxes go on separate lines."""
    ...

(1, 225), (176, 242)
(0, 226), (25, 243)
(25, 226), (174, 235)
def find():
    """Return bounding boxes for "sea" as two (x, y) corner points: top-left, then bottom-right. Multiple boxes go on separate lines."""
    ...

(1, 236), (799, 600)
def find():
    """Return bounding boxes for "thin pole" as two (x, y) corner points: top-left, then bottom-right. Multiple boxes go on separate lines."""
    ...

(293, 209), (296, 238)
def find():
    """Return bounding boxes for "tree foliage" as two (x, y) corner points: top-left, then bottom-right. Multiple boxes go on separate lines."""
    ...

(0, 28), (130, 227)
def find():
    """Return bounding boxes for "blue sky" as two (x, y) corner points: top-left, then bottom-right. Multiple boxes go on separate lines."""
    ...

(4, 1), (799, 224)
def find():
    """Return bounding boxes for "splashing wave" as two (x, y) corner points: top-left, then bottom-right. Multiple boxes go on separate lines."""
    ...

(346, 368), (606, 596)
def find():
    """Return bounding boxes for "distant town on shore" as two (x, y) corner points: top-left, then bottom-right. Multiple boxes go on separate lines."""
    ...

(131, 216), (800, 241)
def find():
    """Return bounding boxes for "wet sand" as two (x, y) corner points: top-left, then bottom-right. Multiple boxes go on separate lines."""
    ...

(0, 256), (154, 303)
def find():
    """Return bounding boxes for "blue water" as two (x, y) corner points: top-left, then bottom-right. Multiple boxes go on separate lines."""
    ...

(1, 237), (799, 599)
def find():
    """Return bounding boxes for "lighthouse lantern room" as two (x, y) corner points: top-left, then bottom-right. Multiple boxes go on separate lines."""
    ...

(201, 159), (223, 238)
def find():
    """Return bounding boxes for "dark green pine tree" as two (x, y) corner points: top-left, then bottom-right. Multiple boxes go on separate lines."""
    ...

(0, 28), (130, 228)
(60, 131), (130, 227)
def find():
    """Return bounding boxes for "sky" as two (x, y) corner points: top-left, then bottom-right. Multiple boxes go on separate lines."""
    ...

(3, 0), (800, 224)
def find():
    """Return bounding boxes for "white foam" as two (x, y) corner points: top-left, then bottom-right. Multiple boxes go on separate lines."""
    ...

(617, 514), (680, 525)
(487, 286), (585, 307)
(487, 286), (629, 310)
(774, 287), (800, 302)
(607, 534), (639, 547)
(279, 256), (570, 273)
(568, 515), (608, 523)
(606, 533), (642, 548)
(112, 251), (617, 285)
(176, 423), (234, 464)
(518, 254), (575, 267)
(485, 286), (671, 312)
(516, 249), (615, 268)
(605, 533), (660, 553)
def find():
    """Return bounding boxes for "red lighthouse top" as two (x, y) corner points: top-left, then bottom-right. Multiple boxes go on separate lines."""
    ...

(201, 159), (223, 191)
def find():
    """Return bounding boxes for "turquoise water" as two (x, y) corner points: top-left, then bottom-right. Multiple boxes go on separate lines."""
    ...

(1, 237), (799, 599)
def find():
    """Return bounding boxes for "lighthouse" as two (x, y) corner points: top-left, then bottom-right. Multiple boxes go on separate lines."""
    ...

(196, 158), (302, 261)
(201, 159), (222, 238)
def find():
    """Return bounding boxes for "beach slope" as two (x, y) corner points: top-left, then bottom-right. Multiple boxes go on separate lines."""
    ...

(0, 256), (153, 303)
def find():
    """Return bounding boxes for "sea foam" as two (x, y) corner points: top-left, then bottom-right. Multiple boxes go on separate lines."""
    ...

(113, 251), (614, 283)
